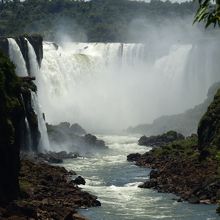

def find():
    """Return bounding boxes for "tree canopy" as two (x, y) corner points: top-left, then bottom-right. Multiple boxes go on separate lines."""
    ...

(0, 0), (196, 42)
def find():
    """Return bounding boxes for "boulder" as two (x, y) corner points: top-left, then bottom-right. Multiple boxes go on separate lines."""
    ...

(138, 130), (184, 147)
(138, 179), (158, 188)
(149, 170), (159, 179)
(127, 153), (141, 162)
(0, 37), (9, 56)
(37, 151), (78, 163)
(72, 176), (86, 185)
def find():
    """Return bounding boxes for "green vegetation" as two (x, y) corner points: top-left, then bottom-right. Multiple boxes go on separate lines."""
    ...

(198, 89), (220, 150)
(150, 135), (199, 159)
(19, 179), (33, 197)
(0, 50), (22, 147)
(194, 0), (220, 27)
(0, 0), (196, 42)
(0, 50), (22, 203)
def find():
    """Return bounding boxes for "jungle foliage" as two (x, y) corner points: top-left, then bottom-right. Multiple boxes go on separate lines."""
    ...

(0, 0), (196, 42)
(194, 0), (220, 27)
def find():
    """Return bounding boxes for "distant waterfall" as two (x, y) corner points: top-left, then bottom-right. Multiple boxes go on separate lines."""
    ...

(7, 38), (28, 77)
(38, 40), (220, 132)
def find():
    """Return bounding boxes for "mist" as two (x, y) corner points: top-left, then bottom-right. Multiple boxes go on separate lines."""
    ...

(37, 16), (220, 133)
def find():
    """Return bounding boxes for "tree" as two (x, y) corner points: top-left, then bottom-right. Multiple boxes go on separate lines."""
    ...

(194, 0), (220, 27)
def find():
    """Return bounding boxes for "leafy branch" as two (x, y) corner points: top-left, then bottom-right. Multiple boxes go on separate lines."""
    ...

(194, 0), (220, 27)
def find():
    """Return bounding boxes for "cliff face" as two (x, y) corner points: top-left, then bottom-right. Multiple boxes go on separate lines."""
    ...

(0, 37), (8, 57)
(0, 35), (43, 74)
(26, 35), (43, 67)
(16, 35), (43, 72)
(0, 51), (23, 203)
(127, 82), (220, 136)
(0, 35), (44, 153)
(0, 36), (43, 202)
(198, 88), (220, 150)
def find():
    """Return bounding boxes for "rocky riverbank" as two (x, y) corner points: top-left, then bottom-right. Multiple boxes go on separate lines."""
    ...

(138, 130), (184, 147)
(127, 87), (220, 213)
(128, 135), (220, 205)
(127, 82), (220, 136)
(0, 159), (101, 220)
(47, 122), (107, 154)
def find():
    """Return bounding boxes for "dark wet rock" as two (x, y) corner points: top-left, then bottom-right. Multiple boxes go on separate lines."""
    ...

(129, 134), (220, 205)
(127, 153), (141, 162)
(47, 122), (108, 154)
(37, 151), (78, 164)
(0, 159), (101, 219)
(177, 198), (183, 202)
(72, 176), (86, 185)
(70, 123), (86, 135)
(0, 37), (9, 56)
(84, 134), (106, 148)
(138, 130), (184, 147)
(84, 133), (97, 145)
(139, 179), (158, 188)
(47, 122), (86, 136)
(149, 170), (159, 179)
(188, 195), (200, 204)
(65, 212), (88, 220)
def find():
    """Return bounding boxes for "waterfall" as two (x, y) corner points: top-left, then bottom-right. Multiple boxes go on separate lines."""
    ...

(20, 93), (33, 151)
(24, 117), (33, 152)
(26, 38), (51, 151)
(31, 91), (50, 152)
(7, 38), (28, 77)
(38, 40), (220, 132)
(7, 37), (50, 152)
(25, 38), (40, 77)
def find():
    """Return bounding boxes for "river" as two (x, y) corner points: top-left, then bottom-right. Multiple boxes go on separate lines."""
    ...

(62, 135), (219, 220)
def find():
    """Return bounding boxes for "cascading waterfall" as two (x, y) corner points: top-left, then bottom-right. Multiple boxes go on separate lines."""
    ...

(25, 38), (40, 77)
(31, 91), (50, 152)
(7, 38), (28, 77)
(7, 37), (50, 152)
(20, 93), (33, 151)
(26, 38), (50, 151)
(38, 39), (220, 132)
(24, 117), (33, 151)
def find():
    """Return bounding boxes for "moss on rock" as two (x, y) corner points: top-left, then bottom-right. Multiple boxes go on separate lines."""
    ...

(0, 50), (23, 204)
(198, 89), (220, 150)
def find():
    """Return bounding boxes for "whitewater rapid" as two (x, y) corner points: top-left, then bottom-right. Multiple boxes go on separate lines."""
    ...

(62, 135), (218, 220)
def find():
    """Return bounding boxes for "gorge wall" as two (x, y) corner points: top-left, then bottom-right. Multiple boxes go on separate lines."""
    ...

(127, 82), (220, 136)
(0, 51), (35, 203)
(0, 35), (45, 203)
(0, 35), (50, 153)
